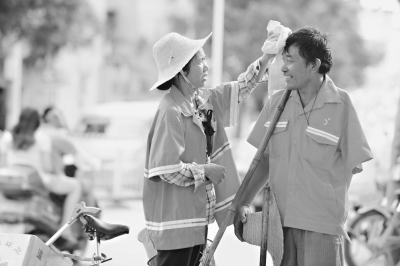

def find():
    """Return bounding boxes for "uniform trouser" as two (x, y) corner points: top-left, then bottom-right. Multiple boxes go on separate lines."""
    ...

(155, 244), (205, 266)
(281, 227), (344, 266)
(154, 226), (208, 266)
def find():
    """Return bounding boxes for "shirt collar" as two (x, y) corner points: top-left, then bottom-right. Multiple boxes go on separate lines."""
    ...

(290, 75), (341, 109)
(170, 85), (195, 117)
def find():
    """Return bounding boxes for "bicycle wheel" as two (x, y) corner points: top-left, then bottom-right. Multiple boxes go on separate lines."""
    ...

(345, 210), (400, 266)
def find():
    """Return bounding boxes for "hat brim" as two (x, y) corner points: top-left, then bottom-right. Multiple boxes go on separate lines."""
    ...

(150, 32), (212, 91)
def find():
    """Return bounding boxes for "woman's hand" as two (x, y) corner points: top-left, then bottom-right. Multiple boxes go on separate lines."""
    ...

(234, 204), (251, 242)
(203, 163), (226, 184)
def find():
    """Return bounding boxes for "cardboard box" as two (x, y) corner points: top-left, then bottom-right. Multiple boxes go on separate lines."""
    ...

(0, 233), (72, 266)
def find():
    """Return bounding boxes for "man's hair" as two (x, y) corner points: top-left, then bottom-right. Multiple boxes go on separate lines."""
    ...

(284, 26), (333, 75)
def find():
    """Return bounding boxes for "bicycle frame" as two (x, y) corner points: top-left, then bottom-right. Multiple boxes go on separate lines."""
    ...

(60, 202), (129, 266)
(348, 200), (400, 266)
(45, 201), (101, 246)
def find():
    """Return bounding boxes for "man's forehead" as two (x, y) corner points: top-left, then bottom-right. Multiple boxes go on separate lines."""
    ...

(284, 45), (300, 57)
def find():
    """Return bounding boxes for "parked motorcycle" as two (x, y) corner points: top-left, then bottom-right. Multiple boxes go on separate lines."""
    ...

(344, 188), (400, 266)
(0, 164), (89, 254)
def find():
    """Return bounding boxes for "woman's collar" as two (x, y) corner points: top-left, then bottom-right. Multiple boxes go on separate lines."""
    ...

(170, 85), (195, 117)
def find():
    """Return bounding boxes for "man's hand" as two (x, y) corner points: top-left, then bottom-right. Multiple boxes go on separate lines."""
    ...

(234, 204), (251, 242)
(203, 163), (226, 184)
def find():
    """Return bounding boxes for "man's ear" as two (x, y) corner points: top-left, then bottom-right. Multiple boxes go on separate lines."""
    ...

(311, 58), (321, 73)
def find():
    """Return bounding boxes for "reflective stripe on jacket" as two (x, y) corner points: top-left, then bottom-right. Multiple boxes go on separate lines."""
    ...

(143, 83), (241, 250)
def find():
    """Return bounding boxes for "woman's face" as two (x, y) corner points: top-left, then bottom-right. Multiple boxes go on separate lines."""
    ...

(186, 49), (209, 88)
(45, 109), (63, 128)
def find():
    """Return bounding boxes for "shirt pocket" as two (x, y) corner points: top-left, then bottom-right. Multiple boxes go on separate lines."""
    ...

(302, 126), (340, 166)
(265, 120), (289, 158)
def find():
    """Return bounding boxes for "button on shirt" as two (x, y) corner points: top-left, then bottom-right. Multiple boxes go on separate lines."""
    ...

(247, 76), (373, 239)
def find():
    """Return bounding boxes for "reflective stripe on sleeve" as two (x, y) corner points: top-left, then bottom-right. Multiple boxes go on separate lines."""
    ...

(145, 218), (207, 231)
(144, 162), (184, 178)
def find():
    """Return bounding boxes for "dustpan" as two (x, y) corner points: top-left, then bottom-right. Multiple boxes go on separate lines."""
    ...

(243, 187), (284, 266)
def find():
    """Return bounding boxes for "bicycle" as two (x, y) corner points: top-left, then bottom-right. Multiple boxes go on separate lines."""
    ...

(0, 201), (130, 266)
(345, 188), (400, 266)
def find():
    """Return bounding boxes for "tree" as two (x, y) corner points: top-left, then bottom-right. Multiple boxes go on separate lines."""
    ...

(0, 0), (99, 64)
(193, 0), (376, 105)
(0, 0), (99, 130)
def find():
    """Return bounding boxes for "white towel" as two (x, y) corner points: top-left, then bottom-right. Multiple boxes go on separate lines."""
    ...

(262, 20), (292, 96)
(262, 20), (292, 54)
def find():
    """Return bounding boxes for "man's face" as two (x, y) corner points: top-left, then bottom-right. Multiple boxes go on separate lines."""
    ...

(281, 45), (312, 91)
(186, 49), (209, 88)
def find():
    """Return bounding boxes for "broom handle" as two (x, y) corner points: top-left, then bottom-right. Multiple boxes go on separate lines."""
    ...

(203, 89), (291, 266)
(260, 186), (270, 266)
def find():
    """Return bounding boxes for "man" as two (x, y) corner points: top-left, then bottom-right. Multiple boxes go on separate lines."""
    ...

(234, 26), (373, 265)
(40, 106), (100, 207)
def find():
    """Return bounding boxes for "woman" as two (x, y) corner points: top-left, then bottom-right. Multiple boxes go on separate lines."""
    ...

(142, 32), (275, 266)
(0, 108), (82, 241)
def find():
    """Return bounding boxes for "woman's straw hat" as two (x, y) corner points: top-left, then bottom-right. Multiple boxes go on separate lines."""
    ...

(150, 32), (212, 91)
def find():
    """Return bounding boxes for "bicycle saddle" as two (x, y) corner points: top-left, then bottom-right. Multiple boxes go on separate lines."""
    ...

(80, 214), (130, 240)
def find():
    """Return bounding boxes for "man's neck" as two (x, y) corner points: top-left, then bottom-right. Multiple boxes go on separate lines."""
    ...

(298, 76), (324, 107)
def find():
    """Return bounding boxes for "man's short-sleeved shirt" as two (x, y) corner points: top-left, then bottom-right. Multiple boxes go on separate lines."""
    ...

(247, 76), (373, 239)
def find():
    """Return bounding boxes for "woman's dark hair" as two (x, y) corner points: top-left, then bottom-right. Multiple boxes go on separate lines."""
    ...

(284, 26), (333, 75)
(12, 108), (41, 150)
(157, 54), (196, 91)
(42, 106), (55, 123)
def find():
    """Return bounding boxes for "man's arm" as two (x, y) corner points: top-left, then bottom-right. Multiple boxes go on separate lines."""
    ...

(234, 152), (270, 241)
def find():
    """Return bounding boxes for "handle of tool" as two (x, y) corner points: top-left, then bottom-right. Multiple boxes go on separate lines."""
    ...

(203, 89), (291, 266)
(259, 186), (270, 266)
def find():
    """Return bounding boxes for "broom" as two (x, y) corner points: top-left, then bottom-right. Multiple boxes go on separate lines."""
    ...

(200, 89), (291, 266)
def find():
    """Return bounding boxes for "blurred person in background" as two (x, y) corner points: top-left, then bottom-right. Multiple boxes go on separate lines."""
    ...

(42, 106), (76, 176)
(42, 106), (69, 131)
(0, 107), (82, 241)
(234, 26), (373, 265)
(386, 156), (400, 206)
(142, 31), (277, 266)
(41, 106), (99, 207)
